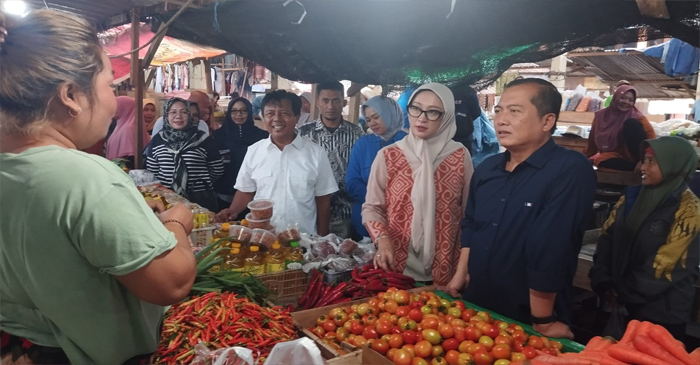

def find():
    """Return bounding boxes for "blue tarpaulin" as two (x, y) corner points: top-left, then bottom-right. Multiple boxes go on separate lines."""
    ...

(643, 39), (700, 77)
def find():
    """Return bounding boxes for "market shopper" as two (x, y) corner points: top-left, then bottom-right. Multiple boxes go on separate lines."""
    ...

(298, 91), (312, 127)
(446, 79), (596, 338)
(150, 93), (210, 137)
(212, 97), (269, 216)
(363, 83), (473, 286)
(0, 10), (197, 364)
(105, 96), (151, 162)
(590, 136), (700, 341)
(144, 102), (158, 134)
(347, 96), (408, 239)
(216, 90), (339, 235)
(145, 98), (224, 211)
(299, 81), (364, 238)
(585, 85), (656, 171)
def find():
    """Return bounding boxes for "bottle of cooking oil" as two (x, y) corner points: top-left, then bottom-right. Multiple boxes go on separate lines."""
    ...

(223, 247), (246, 272)
(265, 242), (286, 273)
(245, 245), (265, 275)
(213, 223), (231, 240)
(285, 241), (304, 270)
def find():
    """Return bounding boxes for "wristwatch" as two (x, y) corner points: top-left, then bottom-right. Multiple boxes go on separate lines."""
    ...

(530, 314), (557, 325)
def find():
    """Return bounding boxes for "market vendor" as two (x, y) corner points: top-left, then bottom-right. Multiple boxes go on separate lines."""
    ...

(585, 85), (656, 171)
(215, 90), (339, 235)
(363, 83), (473, 286)
(0, 10), (197, 364)
(212, 97), (269, 215)
(446, 79), (596, 338)
(590, 136), (700, 342)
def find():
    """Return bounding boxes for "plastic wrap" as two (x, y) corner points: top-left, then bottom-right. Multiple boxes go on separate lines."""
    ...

(339, 239), (358, 255)
(129, 169), (158, 186)
(352, 243), (377, 266)
(190, 342), (255, 365)
(263, 338), (324, 365)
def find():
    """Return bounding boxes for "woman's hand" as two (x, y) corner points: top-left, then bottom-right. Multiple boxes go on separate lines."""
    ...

(159, 203), (194, 234)
(445, 271), (470, 298)
(374, 236), (396, 271)
(146, 199), (166, 214)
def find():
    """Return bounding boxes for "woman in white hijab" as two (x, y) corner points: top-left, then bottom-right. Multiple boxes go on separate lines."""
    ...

(297, 92), (312, 127)
(362, 83), (473, 286)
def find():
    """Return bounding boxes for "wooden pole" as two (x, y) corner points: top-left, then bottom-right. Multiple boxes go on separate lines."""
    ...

(202, 58), (213, 95)
(347, 83), (362, 124)
(310, 83), (319, 121)
(131, 8), (145, 169)
(271, 73), (279, 90)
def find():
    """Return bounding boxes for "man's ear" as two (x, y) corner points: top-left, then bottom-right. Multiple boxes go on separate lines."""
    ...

(542, 113), (556, 133)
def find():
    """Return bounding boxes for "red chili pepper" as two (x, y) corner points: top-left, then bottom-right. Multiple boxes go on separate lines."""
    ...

(362, 264), (375, 271)
(358, 268), (384, 279)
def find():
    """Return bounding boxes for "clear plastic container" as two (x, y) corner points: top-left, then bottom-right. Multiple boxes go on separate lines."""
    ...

(229, 225), (252, 244)
(265, 243), (286, 273)
(245, 245), (266, 275)
(247, 199), (274, 220)
(244, 213), (270, 230)
(223, 247), (246, 272)
(250, 228), (278, 250)
(285, 241), (304, 270)
(277, 224), (301, 246)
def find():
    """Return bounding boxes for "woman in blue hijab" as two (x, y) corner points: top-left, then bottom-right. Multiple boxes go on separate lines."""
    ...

(346, 96), (408, 238)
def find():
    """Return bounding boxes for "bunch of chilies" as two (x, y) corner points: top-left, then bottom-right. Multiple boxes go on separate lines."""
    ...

(154, 292), (297, 364)
(298, 265), (417, 310)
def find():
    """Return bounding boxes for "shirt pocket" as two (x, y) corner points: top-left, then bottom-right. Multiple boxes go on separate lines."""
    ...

(252, 168), (274, 196)
(290, 170), (315, 200)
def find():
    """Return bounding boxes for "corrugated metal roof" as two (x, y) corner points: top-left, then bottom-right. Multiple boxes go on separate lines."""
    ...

(569, 51), (694, 99)
(25, 0), (140, 27)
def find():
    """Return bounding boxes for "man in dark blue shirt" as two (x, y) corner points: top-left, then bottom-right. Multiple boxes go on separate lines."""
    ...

(446, 79), (596, 339)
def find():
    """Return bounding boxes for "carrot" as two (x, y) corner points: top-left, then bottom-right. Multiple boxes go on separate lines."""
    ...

(585, 336), (604, 351)
(585, 336), (615, 352)
(608, 344), (673, 365)
(619, 320), (640, 344)
(637, 321), (654, 336)
(563, 351), (629, 365)
(533, 354), (593, 364)
(633, 334), (680, 364)
(648, 324), (695, 365)
(690, 348), (700, 363)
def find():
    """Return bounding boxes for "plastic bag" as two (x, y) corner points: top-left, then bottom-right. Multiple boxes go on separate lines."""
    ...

(339, 239), (359, 256)
(471, 113), (501, 167)
(602, 306), (628, 340)
(352, 243), (377, 266)
(190, 342), (255, 365)
(129, 169), (158, 186)
(263, 338), (324, 365)
(325, 255), (356, 272)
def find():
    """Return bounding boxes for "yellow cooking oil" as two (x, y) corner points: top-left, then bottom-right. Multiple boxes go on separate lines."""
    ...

(244, 245), (265, 275)
(223, 247), (246, 272)
(284, 241), (304, 270)
(265, 242), (286, 273)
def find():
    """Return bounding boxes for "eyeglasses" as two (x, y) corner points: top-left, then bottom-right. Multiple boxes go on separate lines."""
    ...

(168, 110), (190, 117)
(407, 105), (444, 122)
(231, 109), (248, 115)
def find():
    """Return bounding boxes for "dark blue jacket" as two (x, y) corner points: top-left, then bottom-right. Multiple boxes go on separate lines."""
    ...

(346, 131), (408, 237)
(212, 97), (268, 199)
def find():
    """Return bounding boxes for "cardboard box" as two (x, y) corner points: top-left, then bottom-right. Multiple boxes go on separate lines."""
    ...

(361, 345), (393, 365)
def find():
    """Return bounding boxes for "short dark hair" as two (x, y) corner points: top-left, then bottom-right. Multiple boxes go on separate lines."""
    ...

(505, 78), (561, 134)
(316, 81), (345, 97)
(262, 90), (302, 116)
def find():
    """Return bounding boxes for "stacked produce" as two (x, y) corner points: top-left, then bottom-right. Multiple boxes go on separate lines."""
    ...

(538, 320), (700, 365)
(298, 265), (417, 310)
(307, 288), (564, 365)
(155, 292), (297, 364)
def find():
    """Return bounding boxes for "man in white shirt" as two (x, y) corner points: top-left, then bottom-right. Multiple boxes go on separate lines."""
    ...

(215, 90), (338, 235)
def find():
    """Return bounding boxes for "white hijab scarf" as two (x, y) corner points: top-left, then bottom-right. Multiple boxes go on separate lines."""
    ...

(395, 83), (463, 270)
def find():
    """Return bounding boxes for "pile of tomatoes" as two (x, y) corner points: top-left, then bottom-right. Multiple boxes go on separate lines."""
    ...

(307, 289), (564, 365)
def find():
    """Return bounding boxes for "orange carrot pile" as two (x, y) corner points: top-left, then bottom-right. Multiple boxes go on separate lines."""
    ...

(523, 320), (700, 365)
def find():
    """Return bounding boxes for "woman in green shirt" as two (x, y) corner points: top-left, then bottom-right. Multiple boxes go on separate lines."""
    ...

(0, 10), (197, 365)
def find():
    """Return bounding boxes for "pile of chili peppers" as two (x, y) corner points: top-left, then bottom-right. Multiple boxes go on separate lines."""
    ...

(298, 265), (416, 310)
(155, 292), (297, 364)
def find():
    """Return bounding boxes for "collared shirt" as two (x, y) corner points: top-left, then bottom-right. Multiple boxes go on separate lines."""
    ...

(234, 135), (339, 234)
(461, 138), (596, 324)
(298, 118), (364, 223)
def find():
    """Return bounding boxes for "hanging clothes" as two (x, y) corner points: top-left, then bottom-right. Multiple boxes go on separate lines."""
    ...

(180, 63), (189, 90)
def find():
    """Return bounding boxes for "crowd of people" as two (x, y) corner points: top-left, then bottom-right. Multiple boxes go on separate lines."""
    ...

(1, 9), (699, 364)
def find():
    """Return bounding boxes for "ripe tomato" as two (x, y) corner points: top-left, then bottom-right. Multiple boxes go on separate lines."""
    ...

(390, 315), (400, 325)
(422, 329), (441, 345)
(494, 335), (512, 347)
(483, 324), (500, 339)
(475, 311), (492, 323)
(422, 317), (440, 330)
(491, 344), (512, 360)
(372, 339), (390, 355)
(409, 309), (424, 322)
(431, 345), (444, 358)
(368, 298), (380, 307)
(454, 301), (466, 311)
(324, 332), (337, 341)
(402, 344), (416, 358)
(330, 308), (346, 317)
(493, 360), (511, 365)
(550, 340), (563, 351)
(427, 298), (441, 309)
(414, 340), (433, 358)
(412, 358), (429, 365)
(444, 350), (461, 365)
(461, 310), (473, 322)
(393, 326), (403, 334)
(439, 324), (455, 339)
(363, 326), (378, 339)
(387, 348), (398, 362)
(322, 320), (337, 333)
(466, 343), (484, 355)
(385, 299), (399, 314)
(431, 357), (447, 365)
(527, 336), (544, 350)
(453, 326), (466, 342)
(411, 301), (424, 310)
(382, 334), (392, 343)
(357, 303), (370, 316)
(316, 315), (328, 327)
(396, 306), (411, 317)
(336, 327), (348, 342)
(353, 335), (368, 347)
(511, 352), (526, 362)
(458, 340), (473, 353)
(311, 326), (325, 338)
(513, 341), (524, 352)
(451, 319), (467, 328)
(472, 352), (493, 365)
(377, 320), (394, 335)
(393, 349), (412, 365)
(458, 353), (474, 365)
(464, 326), (482, 341)
(478, 336), (494, 351)
(511, 330), (528, 343)
(522, 346), (537, 359)
(348, 312), (361, 321)
(395, 290), (410, 305)
(442, 338), (460, 352)
(402, 330), (418, 345)
(333, 312), (349, 326)
(542, 348), (557, 356)
(389, 334), (404, 349)
(495, 321), (509, 330)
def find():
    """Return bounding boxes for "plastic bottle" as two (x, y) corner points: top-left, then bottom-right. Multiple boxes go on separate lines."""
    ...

(285, 241), (304, 270)
(223, 248), (246, 272)
(245, 245), (266, 275)
(265, 243), (286, 273)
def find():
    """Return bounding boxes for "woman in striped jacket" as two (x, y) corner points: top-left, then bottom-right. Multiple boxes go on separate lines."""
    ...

(145, 98), (224, 211)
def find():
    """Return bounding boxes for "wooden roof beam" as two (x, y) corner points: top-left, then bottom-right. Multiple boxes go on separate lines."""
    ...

(636, 0), (670, 19)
